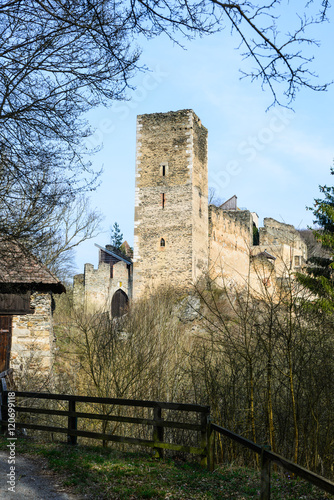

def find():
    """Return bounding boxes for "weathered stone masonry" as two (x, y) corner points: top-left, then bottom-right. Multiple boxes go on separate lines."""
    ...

(11, 292), (55, 373)
(209, 207), (254, 287)
(73, 245), (132, 314)
(133, 110), (208, 298)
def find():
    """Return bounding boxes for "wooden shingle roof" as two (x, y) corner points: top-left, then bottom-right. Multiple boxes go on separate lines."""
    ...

(0, 241), (65, 293)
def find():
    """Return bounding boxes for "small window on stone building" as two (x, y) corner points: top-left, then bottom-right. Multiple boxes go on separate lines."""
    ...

(160, 238), (165, 247)
(160, 163), (168, 176)
(294, 255), (300, 267)
(161, 193), (166, 209)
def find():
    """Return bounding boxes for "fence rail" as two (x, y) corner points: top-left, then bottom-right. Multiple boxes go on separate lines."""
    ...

(1, 387), (334, 499)
(211, 423), (334, 499)
(0, 389), (211, 465)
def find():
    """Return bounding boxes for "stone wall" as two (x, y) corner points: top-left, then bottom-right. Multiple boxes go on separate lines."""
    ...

(73, 260), (132, 314)
(11, 292), (54, 374)
(111, 261), (132, 307)
(133, 109), (208, 298)
(249, 253), (277, 296)
(257, 218), (308, 275)
(191, 113), (209, 285)
(209, 207), (254, 288)
(83, 262), (110, 312)
(73, 273), (84, 309)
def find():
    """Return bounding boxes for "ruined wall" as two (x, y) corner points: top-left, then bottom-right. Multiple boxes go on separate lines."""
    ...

(11, 292), (54, 374)
(133, 110), (208, 298)
(73, 273), (84, 309)
(249, 254), (277, 296)
(83, 262), (110, 312)
(73, 260), (132, 314)
(209, 207), (253, 288)
(73, 113), (309, 306)
(258, 218), (307, 275)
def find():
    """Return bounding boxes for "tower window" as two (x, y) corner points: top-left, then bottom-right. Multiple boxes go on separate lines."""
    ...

(160, 163), (168, 176)
(161, 193), (166, 208)
(160, 238), (165, 247)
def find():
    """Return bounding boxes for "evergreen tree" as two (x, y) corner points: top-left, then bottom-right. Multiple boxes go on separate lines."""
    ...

(110, 222), (123, 249)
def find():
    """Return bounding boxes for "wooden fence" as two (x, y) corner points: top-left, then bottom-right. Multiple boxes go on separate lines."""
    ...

(0, 381), (211, 466)
(0, 379), (333, 500)
(210, 423), (334, 499)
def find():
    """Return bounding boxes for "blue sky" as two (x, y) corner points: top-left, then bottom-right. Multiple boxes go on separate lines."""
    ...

(73, 8), (334, 274)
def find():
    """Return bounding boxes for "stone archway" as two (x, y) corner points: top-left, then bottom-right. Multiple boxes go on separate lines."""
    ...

(111, 289), (129, 318)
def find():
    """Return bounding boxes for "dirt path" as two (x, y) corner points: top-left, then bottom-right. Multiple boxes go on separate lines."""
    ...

(0, 450), (80, 499)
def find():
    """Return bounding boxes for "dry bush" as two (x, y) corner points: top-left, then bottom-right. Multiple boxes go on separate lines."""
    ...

(52, 280), (334, 476)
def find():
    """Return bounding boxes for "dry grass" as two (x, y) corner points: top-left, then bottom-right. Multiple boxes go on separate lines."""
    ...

(0, 437), (332, 499)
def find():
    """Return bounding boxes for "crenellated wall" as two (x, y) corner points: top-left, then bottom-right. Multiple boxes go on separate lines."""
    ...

(73, 260), (132, 314)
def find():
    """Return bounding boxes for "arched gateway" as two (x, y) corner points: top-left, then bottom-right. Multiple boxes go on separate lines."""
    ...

(111, 289), (129, 318)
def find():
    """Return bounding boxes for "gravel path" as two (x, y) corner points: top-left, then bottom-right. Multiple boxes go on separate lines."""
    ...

(0, 450), (80, 499)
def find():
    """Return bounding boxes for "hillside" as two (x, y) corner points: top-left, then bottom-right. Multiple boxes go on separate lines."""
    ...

(0, 438), (332, 500)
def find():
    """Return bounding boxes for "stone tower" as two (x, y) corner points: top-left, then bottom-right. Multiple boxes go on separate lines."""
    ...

(133, 109), (208, 298)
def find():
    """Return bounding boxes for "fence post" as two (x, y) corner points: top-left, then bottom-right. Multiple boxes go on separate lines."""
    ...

(153, 406), (164, 459)
(200, 407), (210, 468)
(67, 400), (77, 445)
(260, 445), (271, 500)
(207, 416), (214, 472)
(0, 377), (8, 435)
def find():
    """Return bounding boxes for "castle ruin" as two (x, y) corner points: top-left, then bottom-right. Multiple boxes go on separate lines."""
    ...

(74, 109), (307, 314)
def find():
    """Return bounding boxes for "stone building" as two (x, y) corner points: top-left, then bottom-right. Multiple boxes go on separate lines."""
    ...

(74, 109), (307, 313)
(133, 109), (208, 298)
(73, 243), (132, 316)
(0, 242), (65, 375)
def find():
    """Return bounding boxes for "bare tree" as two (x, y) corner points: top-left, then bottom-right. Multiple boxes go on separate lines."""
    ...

(0, 1), (331, 261)
(125, 0), (331, 104)
(0, 0), (136, 260)
(0, 159), (103, 279)
(0, 1), (331, 179)
(36, 196), (104, 281)
(208, 187), (224, 207)
(192, 270), (334, 475)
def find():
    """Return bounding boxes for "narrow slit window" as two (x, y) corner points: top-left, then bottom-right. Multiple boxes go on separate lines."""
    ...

(161, 193), (165, 208)
(160, 163), (168, 176)
(160, 238), (165, 247)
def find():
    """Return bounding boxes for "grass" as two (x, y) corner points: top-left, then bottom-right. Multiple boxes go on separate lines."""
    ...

(0, 436), (333, 499)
